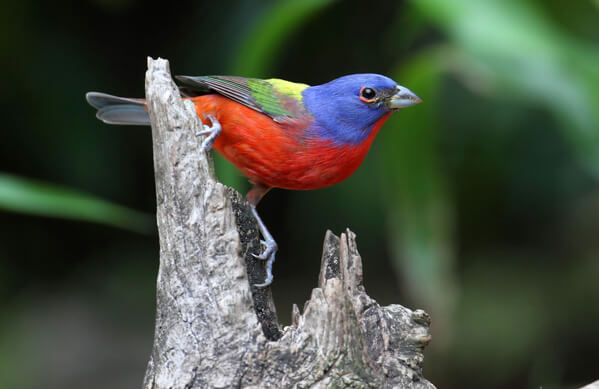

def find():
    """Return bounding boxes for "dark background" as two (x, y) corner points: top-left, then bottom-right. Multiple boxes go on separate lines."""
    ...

(1, 0), (599, 388)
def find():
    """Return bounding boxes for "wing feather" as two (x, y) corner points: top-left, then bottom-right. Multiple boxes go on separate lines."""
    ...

(175, 75), (310, 120)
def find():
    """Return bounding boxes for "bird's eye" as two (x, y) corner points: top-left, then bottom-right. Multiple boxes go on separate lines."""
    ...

(359, 87), (377, 103)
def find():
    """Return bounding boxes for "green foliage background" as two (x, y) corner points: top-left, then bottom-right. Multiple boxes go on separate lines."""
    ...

(0, 0), (598, 388)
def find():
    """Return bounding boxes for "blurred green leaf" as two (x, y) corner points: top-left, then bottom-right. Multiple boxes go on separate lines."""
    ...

(230, 0), (338, 77)
(413, 0), (599, 176)
(0, 173), (153, 234)
(379, 48), (457, 344)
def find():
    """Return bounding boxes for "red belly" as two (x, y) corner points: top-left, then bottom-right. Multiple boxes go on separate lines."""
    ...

(189, 95), (388, 190)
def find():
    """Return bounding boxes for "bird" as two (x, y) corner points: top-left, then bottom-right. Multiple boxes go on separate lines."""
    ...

(86, 73), (422, 287)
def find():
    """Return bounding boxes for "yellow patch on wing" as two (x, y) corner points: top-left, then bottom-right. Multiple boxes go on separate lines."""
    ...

(267, 79), (310, 101)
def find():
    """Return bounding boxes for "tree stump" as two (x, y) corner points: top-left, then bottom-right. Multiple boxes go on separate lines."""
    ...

(142, 57), (435, 389)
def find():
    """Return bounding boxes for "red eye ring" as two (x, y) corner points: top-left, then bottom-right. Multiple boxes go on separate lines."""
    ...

(359, 86), (377, 103)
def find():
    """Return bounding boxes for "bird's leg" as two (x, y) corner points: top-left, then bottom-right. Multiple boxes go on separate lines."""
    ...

(246, 184), (277, 287)
(196, 114), (222, 152)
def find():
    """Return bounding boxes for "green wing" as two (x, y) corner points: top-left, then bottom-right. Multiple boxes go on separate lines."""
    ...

(175, 75), (310, 120)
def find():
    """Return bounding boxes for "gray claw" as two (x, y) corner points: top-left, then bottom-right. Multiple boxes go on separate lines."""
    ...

(252, 240), (277, 260)
(254, 271), (274, 288)
(197, 114), (222, 152)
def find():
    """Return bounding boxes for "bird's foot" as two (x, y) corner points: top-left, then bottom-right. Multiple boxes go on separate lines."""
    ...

(250, 206), (277, 288)
(252, 239), (277, 288)
(253, 239), (278, 261)
(196, 114), (221, 152)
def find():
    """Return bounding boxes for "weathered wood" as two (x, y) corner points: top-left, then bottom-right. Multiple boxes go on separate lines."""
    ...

(142, 57), (435, 389)
(579, 380), (599, 389)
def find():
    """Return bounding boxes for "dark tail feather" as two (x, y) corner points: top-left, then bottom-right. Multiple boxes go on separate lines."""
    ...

(86, 92), (150, 126)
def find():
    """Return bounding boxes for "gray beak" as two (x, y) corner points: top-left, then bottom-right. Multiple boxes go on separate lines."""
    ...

(389, 85), (422, 109)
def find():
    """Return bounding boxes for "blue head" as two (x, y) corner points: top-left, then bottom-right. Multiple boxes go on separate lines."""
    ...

(301, 73), (421, 145)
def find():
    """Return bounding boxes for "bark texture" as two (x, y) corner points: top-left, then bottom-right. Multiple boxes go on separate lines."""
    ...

(142, 57), (435, 389)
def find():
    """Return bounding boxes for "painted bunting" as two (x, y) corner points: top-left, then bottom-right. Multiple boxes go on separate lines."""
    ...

(86, 74), (421, 286)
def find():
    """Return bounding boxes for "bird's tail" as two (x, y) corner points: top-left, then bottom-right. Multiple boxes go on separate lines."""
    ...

(86, 92), (150, 126)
